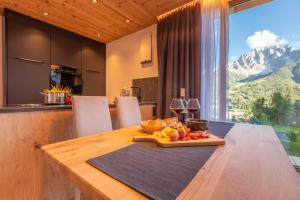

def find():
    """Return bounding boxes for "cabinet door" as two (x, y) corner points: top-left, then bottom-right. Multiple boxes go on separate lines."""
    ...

(7, 58), (49, 104)
(6, 12), (50, 63)
(82, 39), (106, 95)
(82, 70), (105, 96)
(82, 39), (105, 71)
(51, 30), (82, 70)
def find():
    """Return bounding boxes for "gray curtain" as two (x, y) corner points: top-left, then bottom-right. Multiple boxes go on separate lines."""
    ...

(200, 0), (228, 120)
(157, 2), (202, 118)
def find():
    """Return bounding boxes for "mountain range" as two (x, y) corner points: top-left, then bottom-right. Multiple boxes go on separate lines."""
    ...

(229, 45), (300, 81)
(228, 45), (300, 117)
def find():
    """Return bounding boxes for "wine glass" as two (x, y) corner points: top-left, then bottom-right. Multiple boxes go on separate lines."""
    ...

(169, 98), (186, 122)
(187, 98), (200, 119)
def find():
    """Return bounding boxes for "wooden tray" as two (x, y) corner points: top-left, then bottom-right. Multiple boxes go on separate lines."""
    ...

(133, 133), (225, 148)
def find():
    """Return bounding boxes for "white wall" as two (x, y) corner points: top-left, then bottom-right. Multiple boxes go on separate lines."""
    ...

(106, 24), (158, 103)
(0, 14), (3, 106)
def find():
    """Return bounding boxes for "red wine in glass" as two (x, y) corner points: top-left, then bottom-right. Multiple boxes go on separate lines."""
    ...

(170, 108), (185, 115)
(187, 108), (199, 114)
(169, 98), (185, 122)
(187, 98), (200, 119)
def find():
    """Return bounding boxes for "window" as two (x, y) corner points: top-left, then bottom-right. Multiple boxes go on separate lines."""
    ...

(228, 0), (300, 162)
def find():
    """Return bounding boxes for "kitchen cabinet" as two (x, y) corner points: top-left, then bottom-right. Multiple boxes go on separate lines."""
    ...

(5, 10), (107, 104)
(7, 58), (49, 104)
(82, 39), (106, 95)
(0, 110), (75, 200)
(6, 11), (50, 62)
(82, 70), (105, 96)
(82, 39), (105, 71)
(6, 11), (50, 104)
(51, 29), (82, 70)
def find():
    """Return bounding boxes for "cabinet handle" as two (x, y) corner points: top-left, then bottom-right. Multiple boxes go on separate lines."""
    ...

(16, 57), (45, 64)
(84, 69), (101, 73)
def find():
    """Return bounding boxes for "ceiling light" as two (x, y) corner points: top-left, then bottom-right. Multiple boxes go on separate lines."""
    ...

(43, 12), (49, 16)
(97, 34), (101, 37)
(125, 19), (130, 23)
(92, 0), (98, 3)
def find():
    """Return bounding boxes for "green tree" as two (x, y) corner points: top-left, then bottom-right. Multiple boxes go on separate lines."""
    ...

(270, 92), (292, 125)
(251, 97), (270, 123)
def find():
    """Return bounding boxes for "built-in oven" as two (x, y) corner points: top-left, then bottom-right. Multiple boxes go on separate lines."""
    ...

(50, 64), (82, 94)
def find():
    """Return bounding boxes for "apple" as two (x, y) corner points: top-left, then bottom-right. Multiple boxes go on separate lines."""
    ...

(169, 130), (179, 141)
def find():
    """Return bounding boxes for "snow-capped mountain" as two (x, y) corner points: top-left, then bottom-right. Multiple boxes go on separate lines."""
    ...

(228, 45), (300, 78)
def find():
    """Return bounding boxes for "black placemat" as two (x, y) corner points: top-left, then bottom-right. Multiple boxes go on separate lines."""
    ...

(87, 121), (234, 200)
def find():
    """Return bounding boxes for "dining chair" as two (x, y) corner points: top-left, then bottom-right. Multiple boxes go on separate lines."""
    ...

(72, 96), (112, 137)
(72, 95), (112, 200)
(116, 96), (142, 128)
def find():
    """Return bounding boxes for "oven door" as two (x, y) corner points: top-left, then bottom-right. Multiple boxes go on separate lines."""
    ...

(50, 70), (82, 94)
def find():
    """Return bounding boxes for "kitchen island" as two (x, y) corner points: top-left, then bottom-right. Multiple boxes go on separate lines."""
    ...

(0, 102), (156, 200)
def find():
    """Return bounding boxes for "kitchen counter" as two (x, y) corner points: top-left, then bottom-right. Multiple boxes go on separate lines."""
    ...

(0, 102), (157, 113)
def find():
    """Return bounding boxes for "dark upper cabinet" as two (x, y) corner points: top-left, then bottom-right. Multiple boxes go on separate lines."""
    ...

(7, 58), (49, 104)
(5, 10), (106, 103)
(6, 11), (51, 104)
(51, 29), (82, 70)
(82, 39), (105, 71)
(6, 11), (50, 63)
(82, 70), (105, 96)
(82, 39), (106, 96)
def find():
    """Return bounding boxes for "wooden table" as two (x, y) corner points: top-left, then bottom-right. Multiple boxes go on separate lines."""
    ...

(41, 123), (300, 200)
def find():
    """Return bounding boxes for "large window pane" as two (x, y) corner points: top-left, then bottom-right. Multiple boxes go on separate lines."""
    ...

(228, 0), (300, 163)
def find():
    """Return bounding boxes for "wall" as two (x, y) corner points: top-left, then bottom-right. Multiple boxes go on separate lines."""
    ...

(0, 14), (3, 106)
(106, 24), (158, 103)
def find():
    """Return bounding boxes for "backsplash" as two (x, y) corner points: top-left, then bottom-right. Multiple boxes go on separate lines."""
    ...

(132, 77), (158, 102)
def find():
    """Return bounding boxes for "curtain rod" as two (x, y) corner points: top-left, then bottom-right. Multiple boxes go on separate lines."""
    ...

(157, 0), (200, 21)
(157, 0), (245, 20)
(157, 0), (261, 20)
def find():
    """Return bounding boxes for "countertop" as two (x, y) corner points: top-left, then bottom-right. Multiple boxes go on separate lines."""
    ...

(0, 102), (157, 113)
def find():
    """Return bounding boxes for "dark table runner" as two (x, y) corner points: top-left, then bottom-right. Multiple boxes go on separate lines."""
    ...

(87, 121), (234, 200)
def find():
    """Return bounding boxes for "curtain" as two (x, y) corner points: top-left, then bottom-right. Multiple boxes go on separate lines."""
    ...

(157, 2), (202, 118)
(200, 0), (228, 120)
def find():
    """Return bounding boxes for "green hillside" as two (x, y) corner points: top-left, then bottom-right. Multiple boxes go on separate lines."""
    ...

(228, 62), (300, 119)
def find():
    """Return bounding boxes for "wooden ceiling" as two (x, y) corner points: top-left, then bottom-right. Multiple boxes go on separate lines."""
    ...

(0, 0), (195, 43)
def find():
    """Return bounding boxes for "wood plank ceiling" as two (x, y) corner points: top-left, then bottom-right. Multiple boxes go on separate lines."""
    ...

(0, 0), (194, 43)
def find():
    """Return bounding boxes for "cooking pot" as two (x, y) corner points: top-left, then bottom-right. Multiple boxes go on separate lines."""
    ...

(41, 92), (66, 105)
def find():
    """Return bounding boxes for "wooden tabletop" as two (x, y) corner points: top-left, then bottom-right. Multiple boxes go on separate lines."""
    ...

(41, 123), (300, 200)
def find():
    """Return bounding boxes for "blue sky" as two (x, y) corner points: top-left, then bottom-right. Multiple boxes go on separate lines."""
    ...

(229, 0), (300, 61)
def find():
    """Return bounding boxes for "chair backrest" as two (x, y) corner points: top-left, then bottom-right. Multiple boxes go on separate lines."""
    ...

(116, 96), (142, 128)
(72, 96), (112, 137)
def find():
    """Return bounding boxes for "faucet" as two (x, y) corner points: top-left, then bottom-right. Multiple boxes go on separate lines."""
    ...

(131, 86), (142, 102)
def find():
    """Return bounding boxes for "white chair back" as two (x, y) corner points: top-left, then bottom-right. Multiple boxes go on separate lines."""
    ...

(116, 96), (142, 128)
(72, 96), (112, 137)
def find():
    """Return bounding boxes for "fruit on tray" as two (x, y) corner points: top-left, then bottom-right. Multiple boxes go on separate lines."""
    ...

(150, 121), (210, 142)
(169, 129), (179, 141)
(153, 127), (173, 138)
(177, 126), (186, 140)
